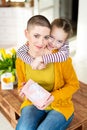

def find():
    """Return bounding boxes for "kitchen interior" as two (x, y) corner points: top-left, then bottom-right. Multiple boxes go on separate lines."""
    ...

(0, 0), (78, 49)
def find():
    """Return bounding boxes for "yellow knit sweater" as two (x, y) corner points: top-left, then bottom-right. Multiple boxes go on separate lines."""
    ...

(16, 57), (79, 120)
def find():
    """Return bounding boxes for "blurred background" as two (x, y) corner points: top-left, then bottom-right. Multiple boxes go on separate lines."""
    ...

(0, 0), (78, 48)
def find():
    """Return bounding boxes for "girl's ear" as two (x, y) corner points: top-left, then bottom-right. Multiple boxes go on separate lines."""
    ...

(24, 29), (28, 39)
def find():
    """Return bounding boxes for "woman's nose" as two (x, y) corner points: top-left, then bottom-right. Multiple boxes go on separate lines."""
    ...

(38, 38), (44, 45)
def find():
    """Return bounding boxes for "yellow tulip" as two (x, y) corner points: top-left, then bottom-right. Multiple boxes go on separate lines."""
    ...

(6, 53), (12, 58)
(0, 48), (5, 54)
(10, 48), (16, 55)
(0, 48), (16, 76)
(10, 75), (15, 82)
(0, 48), (6, 59)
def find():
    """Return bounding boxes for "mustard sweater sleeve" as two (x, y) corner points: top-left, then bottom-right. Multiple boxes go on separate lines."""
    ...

(16, 58), (26, 90)
(52, 58), (79, 101)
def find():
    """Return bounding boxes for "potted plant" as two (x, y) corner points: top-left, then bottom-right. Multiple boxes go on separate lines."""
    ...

(0, 48), (17, 89)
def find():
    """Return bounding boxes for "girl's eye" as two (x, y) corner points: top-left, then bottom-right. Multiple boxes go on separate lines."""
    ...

(57, 40), (63, 44)
(58, 40), (62, 43)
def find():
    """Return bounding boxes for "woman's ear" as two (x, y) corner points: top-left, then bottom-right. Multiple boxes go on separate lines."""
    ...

(24, 29), (28, 39)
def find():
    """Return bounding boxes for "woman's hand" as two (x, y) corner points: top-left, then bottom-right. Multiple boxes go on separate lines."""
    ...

(19, 82), (26, 98)
(35, 95), (54, 110)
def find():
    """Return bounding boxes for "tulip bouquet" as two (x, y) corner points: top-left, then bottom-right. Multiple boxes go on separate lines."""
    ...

(0, 48), (16, 77)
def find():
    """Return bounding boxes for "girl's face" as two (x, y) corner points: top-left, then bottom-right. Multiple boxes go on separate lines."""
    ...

(48, 26), (68, 50)
(25, 25), (50, 57)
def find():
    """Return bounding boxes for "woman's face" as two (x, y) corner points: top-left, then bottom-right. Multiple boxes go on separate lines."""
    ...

(48, 26), (68, 50)
(25, 25), (50, 56)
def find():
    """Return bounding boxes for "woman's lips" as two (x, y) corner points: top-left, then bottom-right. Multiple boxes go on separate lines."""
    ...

(35, 45), (43, 49)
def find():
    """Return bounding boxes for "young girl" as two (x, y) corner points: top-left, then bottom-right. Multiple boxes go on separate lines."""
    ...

(17, 18), (72, 69)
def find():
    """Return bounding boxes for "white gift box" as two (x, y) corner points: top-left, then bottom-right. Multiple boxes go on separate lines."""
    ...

(1, 72), (13, 90)
(21, 79), (54, 109)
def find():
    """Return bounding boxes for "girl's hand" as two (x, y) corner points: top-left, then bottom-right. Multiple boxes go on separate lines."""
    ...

(37, 63), (46, 70)
(31, 56), (44, 70)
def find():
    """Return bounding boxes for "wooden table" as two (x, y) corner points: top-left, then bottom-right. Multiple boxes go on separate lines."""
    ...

(0, 86), (23, 128)
(67, 81), (87, 130)
(0, 81), (87, 129)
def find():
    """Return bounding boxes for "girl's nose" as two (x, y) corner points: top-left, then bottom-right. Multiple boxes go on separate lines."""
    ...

(50, 40), (56, 46)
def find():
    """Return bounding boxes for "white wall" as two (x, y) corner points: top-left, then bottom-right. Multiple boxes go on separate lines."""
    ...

(0, 7), (33, 49)
(74, 0), (87, 83)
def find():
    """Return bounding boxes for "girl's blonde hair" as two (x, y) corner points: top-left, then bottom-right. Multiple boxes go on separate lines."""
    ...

(51, 18), (73, 38)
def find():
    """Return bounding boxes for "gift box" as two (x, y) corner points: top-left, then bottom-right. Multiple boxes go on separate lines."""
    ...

(21, 79), (54, 109)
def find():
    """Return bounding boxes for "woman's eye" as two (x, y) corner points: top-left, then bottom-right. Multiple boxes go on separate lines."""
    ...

(50, 36), (55, 41)
(44, 36), (50, 40)
(34, 35), (39, 38)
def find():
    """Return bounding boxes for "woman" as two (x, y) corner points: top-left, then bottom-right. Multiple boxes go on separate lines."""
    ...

(16, 15), (79, 130)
